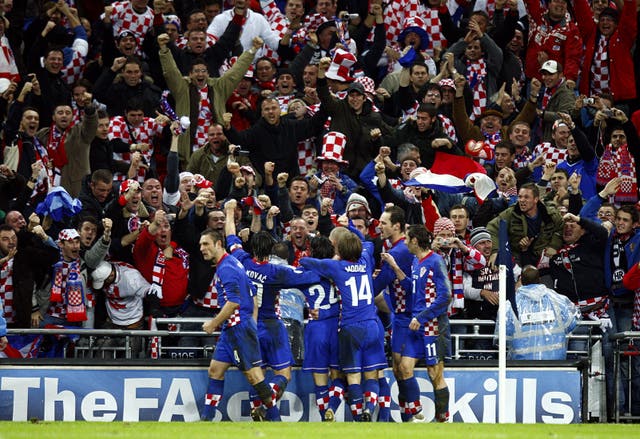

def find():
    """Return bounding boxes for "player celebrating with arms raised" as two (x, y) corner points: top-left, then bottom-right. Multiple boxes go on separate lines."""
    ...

(300, 227), (387, 422)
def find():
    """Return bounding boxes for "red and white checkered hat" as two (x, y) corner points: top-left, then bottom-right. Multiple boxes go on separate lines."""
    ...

(354, 76), (375, 96)
(318, 131), (349, 165)
(439, 78), (455, 90)
(326, 49), (356, 83)
(304, 13), (328, 33)
(58, 228), (80, 242)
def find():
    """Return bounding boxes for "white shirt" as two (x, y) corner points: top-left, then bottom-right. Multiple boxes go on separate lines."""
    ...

(206, 8), (280, 54)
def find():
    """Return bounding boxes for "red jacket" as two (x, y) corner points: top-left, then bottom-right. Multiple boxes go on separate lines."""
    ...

(524, 0), (583, 81)
(574, 0), (637, 101)
(133, 227), (189, 308)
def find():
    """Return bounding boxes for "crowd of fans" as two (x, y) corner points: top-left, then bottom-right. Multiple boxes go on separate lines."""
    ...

(0, 0), (640, 420)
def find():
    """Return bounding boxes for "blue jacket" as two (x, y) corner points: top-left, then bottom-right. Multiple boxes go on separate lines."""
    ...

(604, 229), (640, 296)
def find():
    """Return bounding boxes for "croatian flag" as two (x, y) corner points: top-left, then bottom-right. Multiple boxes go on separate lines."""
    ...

(403, 151), (492, 194)
(0, 335), (43, 358)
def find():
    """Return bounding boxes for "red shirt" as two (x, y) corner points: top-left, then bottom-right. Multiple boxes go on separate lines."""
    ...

(133, 227), (189, 308)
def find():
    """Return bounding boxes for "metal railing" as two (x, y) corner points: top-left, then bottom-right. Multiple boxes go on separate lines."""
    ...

(5, 318), (602, 360)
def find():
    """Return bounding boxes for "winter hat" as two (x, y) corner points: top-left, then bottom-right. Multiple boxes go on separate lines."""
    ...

(433, 217), (455, 236)
(470, 227), (491, 247)
(346, 193), (371, 215)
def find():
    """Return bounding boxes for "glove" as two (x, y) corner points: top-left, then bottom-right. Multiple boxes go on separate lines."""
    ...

(599, 317), (613, 332)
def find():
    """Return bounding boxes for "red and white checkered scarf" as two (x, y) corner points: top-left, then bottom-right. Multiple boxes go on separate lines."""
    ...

(576, 295), (609, 321)
(149, 246), (189, 299)
(466, 58), (487, 121)
(195, 86), (212, 151)
(597, 143), (637, 203)
(0, 258), (14, 324)
(50, 259), (87, 322)
(590, 35), (610, 96)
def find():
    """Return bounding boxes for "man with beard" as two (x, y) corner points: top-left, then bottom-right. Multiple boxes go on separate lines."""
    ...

(36, 102), (98, 198)
(187, 124), (254, 185)
(133, 209), (189, 318)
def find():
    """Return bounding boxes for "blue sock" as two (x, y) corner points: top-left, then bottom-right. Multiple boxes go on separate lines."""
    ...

(201, 378), (224, 420)
(377, 377), (391, 422)
(271, 374), (288, 400)
(329, 377), (346, 412)
(405, 376), (422, 416)
(347, 383), (363, 422)
(315, 384), (330, 418)
(397, 379), (410, 422)
(249, 387), (261, 409)
(265, 404), (281, 422)
(363, 379), (379, 415)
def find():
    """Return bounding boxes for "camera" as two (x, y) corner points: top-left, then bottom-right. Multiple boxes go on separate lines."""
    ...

(602, 108), (614, 117)
(583, 97), (594, 105)
(230, 145), (250, 157)
(340, 12), (359, 21)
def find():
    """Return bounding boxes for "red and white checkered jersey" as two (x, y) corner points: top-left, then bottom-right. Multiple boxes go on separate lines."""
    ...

(108, 115), (164, 182)
(109, 1), (154, 48)
(533, 142), (567, 165)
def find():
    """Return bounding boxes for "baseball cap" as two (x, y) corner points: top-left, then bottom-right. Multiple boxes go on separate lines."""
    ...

(540, 60), (560, 74)
(91, 261), (113, 290)
(346, 82), (365, 95)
